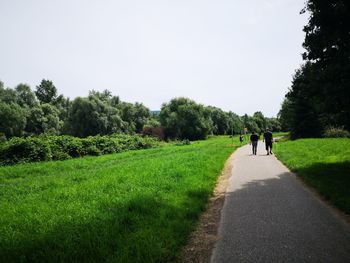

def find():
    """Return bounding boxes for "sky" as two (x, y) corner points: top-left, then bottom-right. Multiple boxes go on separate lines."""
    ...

(0, 0), (308, 117)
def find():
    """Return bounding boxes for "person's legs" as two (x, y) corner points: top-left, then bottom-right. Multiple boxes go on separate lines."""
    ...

(265, 142), (269, 155)
(255, 142), (258, 155)
(269, 142), (273, 154)
(253, 141), (257, 155)
(254, 142), (258, 155)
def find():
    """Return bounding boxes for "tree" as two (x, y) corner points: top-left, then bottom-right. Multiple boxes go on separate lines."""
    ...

(208, 106), (230, 135)
(160, 97), (212, 140)
(278, 1), (350, 138)
(0, 102), (26, 137)
(133, 103), (151, 133)
(227, 111), (243, 135)
(253, 111), (267, 131)
(265, 117), (281, 132)
(35, 79), (58, 104)
(241, 114), (259, 133)
(15, 84), (37, 107)
(302, 0), (350, 131)
(67, 96), (124, 137)
(286, 63), (323, 138)
(25, 104), (62, 135)
(0, 86), (18, 104)
(278, 98), (294, 132)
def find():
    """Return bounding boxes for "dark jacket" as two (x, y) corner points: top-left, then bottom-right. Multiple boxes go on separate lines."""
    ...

(250, 134), (259, 142)
(263, 131), (273, 143)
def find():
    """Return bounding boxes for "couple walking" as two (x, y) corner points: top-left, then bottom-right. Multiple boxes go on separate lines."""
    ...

(250, 130), (273, 155)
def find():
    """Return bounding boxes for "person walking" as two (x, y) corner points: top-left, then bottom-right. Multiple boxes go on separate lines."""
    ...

(250, 131), (259, 155)
(263, 129), (273, 155)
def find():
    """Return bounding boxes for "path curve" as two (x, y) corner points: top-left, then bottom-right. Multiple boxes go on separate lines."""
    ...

(211, 141), (350, 263)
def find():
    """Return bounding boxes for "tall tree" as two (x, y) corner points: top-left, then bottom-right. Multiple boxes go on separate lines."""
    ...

(280, 0), (350, 137)
(253, 111), (267, 131)
(0, 102), (26, 137)
(35, 79), (58, 104)
(278, 98), (294, 132)
(207, 106), (230, 135)
(15, 84), (37, 107)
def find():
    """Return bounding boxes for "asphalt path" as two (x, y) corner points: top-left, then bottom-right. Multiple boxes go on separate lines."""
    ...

(211, 141), (350, 263)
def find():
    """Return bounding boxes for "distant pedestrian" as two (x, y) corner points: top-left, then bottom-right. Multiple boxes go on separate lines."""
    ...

(250, 131), (259, 155)
(239, 134), (244, 144)
(263, 129), (273, 155)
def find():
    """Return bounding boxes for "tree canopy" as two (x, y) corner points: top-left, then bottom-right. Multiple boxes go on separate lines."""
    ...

(0, 79), (281, 140)
(279, 0), (350, 138)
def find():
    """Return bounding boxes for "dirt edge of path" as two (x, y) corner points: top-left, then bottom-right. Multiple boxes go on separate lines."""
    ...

(179, 151), (236, 263)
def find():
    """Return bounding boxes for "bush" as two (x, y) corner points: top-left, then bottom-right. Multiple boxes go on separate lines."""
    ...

(0, 134), (160, 165)
(0, 133), (6, 144)
(0, 137), (52, 165)
(141, 126), (165, 140)
(323, 127), (350, 138)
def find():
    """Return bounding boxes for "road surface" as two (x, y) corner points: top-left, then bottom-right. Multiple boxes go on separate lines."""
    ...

(211, 141), (350, 263)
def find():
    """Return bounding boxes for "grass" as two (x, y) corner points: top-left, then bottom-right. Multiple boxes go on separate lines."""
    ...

(0, 136), (240, 263)
(272, 131), (289, 138)
(274, 138), (350, 214)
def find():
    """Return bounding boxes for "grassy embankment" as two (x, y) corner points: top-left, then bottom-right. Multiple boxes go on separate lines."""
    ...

(0, 136), (240, 262)
(274, 138), (350, 214)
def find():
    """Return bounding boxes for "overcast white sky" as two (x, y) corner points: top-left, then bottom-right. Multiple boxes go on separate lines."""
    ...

(0, 0), (307, 117)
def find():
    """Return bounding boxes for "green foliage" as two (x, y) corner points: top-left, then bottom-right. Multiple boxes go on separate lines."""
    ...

(0, 134), (160, 165)
(26, 104), (62, 135)
(323, 126), (350, 138)
(277, 98), (294, 132)
(0, 133), (6, 143)
(15, 83), (37, 107)
(1, 79), (281, 141)
(275, 138), (350, 214)
(0, 136), (238, 262)
(207, 106), (230, 135)
(266, 117), (281, 132)
(0, 137), (52, 165)
(241, 114), (260, 133)
(228, 111), (244, 134)
(0, 85), (18, 104)
(281, 0), (350, 138)
(160, 97), (213, 140)
(35, 79), (58, 104)
(252, 111), (266, 132)
(66, 92), (152, 137)
(285, 63), (323, 139)
(0, 102), (27, 138)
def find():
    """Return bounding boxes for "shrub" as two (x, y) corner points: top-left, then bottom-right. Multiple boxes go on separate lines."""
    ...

(0, 134), (160, 165)
(142, 126), (165, 140)
(0, 137), (52, 165)
(323, 127), (350, 138)
(182, 139), (191, 145)
(0, 133), (6, 144)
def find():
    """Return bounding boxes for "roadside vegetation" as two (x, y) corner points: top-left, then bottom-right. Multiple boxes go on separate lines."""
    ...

(278, 0), (350, 139)
(0, 136), (239, 262)
(274, 138), (350, 215)
(0, 80), (282, 143)
(0, 134), (160, 165)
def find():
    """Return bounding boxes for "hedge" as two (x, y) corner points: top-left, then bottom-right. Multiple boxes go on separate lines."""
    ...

(0, 134), (160, 165)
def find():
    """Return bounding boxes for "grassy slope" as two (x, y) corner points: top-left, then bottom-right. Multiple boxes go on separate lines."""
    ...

(274, 138), (350, 214)
(0, 136), (239, 263)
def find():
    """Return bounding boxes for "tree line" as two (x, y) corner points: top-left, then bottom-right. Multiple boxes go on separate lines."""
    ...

(278, 0), (350, 139)
(0, 79), (281, 141)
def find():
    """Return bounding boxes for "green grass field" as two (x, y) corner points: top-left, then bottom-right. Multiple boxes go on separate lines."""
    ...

(0, 136), (239, 263)
(274, 138), (350, 214)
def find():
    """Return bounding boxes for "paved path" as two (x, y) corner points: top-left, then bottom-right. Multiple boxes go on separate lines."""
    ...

(211, 141), (350, 263)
